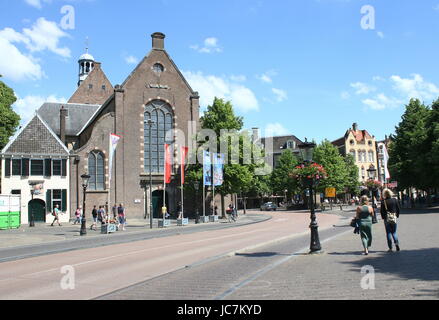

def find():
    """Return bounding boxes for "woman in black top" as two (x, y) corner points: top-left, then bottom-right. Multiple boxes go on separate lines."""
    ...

(380, 189), (401, 252)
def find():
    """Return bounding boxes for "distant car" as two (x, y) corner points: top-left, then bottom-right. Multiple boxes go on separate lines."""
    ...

(260, 202), (277, 211)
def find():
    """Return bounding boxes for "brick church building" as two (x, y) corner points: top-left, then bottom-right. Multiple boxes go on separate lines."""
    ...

(2, 32), (202, 222)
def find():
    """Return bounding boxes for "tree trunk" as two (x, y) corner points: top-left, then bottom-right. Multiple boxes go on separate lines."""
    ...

(221, 193), (226, 218)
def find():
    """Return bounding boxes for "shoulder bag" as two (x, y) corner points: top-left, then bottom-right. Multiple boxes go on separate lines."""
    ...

(384, 199), (397, 224)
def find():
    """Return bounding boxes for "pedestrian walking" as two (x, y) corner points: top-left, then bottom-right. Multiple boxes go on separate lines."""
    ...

(112, 203), (118, 220)
(91, 205), (98, 230)
(73, 206), (82, 225)
(117, 203), (126, 231)
(177, 202), (182, 220)
(98, 205), (107, 226)
(50, 204), (62, 226)
(381, 189), (401, 252)
(355, 196), (375, 255)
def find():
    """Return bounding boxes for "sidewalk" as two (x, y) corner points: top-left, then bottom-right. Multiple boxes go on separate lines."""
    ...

(227, 207), (439, 300)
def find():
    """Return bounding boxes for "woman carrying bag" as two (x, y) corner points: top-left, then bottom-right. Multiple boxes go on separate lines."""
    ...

(355, 196), (376, 255)
(380, 189), (401, 252)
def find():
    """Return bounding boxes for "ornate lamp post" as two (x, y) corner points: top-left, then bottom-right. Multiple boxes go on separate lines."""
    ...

(193, 180), (200, 224)
(298, 139), (322, 254)
(28, 182), (39, 227)
(367, 167), (378, 208)
(80, 173), (90, 236)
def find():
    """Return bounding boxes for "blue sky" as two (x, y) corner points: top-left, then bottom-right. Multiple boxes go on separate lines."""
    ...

(1, 0), (439, 143)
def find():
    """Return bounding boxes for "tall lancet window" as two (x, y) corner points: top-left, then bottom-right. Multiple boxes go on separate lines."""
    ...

(88, 151), (105, 190)
(144, 100), (174, 173)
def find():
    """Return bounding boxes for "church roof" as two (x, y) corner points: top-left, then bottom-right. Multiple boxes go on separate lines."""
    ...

(79, 53), (94, 61)
(37, 102), (101, 136)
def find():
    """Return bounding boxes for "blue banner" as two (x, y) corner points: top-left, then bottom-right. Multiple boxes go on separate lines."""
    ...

(203, 150), (212, 186)
(213, 153), (224, 186)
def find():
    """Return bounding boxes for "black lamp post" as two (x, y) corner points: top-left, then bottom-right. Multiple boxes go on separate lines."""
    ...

(193, 180), (200, 224)
(367, 167), (377, 208)
(145, 118), (156, 229)
(28, 182), (37, 227)
(298, 139), (322, 254)
(80, 173), (90, 236)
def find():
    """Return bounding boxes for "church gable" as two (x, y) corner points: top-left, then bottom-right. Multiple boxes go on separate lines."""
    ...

(2, 115), (69, 156)
(121, 33), (195, 97)
(68, 62), (113, 105)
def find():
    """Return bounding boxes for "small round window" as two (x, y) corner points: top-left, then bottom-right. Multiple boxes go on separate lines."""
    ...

(350, 140), (355, 145)
(153, 63), (164, 74)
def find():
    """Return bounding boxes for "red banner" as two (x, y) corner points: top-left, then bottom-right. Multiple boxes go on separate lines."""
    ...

(181, 146), (189, 185)
(164, 144), (172, 184)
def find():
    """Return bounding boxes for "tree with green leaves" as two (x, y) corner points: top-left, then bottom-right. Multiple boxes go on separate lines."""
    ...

(0, 77), (20, 151)
(313, 140), (350, 195)
(192, 97), (255, 217)
(388, 99), (431, 191)
(270, 149), (299, 200)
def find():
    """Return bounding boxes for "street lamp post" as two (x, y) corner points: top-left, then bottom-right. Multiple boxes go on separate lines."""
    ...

(28, 183), (37, 227)
(298, 139), (322, 254)
(80, 174), (90, 236)
(145, 118), (156, 229)
(367, 167), (378, 208)
(193, 180), (200, 224)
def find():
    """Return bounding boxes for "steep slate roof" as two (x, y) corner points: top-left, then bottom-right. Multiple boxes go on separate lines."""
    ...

(37, 102), (101, 136)
(2, 114), (69, 156)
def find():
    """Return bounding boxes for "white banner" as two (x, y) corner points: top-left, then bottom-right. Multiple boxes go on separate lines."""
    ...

(379, 142), (390, 181)
(109, 133), (121, 183)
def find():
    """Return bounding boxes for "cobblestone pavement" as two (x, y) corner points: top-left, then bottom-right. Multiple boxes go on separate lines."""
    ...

(226, 208), (439, 300)
(98, 207), (439, 300)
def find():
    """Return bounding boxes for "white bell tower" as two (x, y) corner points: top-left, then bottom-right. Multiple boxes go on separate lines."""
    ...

(77, 38), (95, 87)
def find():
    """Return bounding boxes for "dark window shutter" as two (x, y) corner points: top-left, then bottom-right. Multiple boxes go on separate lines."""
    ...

(46, 190), (52, 213)
(62, 159), (67, 177)
(5, 159), (11, 177)
(45, 159), (52, 177)
(22, 159), (30, 177)
(61, 189), (67, 212)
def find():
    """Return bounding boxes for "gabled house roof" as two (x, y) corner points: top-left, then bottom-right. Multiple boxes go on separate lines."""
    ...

(1, 113), (70, 156)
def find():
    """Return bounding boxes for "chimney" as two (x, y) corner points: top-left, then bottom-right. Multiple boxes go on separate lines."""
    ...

(60, 106), (68, 145)
(352, 123), (358, 131)
(151, 32), (165, 50)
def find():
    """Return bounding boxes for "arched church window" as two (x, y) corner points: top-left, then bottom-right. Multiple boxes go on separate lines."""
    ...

(88, 151), (105, 190)
(144, 100), (174, 173)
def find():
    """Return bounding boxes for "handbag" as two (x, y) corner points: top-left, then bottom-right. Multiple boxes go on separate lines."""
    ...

(350, 218), (358, 228)
(384, 199), (397, 224)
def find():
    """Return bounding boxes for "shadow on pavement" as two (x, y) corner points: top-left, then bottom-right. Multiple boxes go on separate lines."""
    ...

(340, 248), (439, 283)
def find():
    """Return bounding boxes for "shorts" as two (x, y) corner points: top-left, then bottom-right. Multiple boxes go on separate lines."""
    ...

(118, 216), (125, 224)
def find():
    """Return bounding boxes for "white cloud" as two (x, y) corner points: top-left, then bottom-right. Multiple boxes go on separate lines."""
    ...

(257, 70), (277, 84)
(25, 0), (42, 9)
(272, 88), (288, 102)
(22, 18), (71, 57)
(390, 74), (439, 101)
(350, 82), (376, 95)
(264, 123), (290, 137)
(0, 36), (43, 81)
(362, 93), (403, 111)
(0, 17), (71, 81)
(183, 71), (259, 113)
(13, 94), (67, 124)
(125, 55), (139, 65)
(190, 37), (222, 54)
